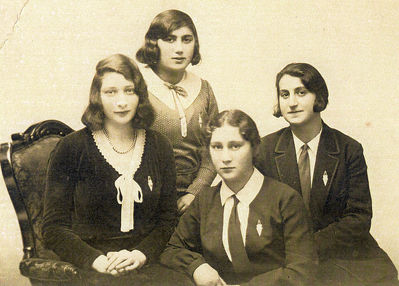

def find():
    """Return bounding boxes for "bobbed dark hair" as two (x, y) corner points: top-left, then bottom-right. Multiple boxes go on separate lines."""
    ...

(81, 54), (154, 130)
(136, 9), (201, 68)
(204, 110), (261, 159)
(273, 63), (329, 117)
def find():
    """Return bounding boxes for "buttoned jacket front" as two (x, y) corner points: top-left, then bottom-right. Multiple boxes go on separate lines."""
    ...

(255, 123), (397, 280)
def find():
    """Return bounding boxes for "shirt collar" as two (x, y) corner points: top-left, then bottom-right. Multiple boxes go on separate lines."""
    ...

(292, 126), (322, 157)
(139, 64), (201, 102)
(220, 168), (264, 207)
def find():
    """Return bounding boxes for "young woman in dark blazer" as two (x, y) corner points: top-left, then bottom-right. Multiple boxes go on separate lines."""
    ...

(161, 109), (314, 286)
(255, 63), (398, 286)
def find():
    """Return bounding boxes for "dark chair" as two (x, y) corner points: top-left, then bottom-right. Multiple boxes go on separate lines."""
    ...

(0, 120), (83, 286)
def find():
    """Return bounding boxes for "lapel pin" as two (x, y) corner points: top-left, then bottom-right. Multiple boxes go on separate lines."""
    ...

(256, 219), (263, 236)
(323, 171), (328, 186)
(198, 114), (203, 129)
(148, 176), (153, 191)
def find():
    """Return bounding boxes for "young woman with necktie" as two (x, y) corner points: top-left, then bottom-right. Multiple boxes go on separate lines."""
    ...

(160, 109), (314, 286)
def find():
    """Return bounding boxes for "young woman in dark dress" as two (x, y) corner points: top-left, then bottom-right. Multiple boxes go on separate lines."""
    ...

(42, 54), (192, 285)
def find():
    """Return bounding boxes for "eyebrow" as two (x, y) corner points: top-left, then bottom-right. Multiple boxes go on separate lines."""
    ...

(101, 84), (134, 90)
(294, 86), (307, 92)
(229, 140), (244, 145)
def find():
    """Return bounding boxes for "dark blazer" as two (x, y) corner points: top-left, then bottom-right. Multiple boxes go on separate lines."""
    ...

(160, 176), (315, 286)
(255, 122), (398, 282)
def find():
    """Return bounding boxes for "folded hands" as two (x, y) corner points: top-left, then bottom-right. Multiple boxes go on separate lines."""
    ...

(92, 249), (147, 276)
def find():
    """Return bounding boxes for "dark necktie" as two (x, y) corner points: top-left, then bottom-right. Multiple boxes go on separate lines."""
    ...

(228, 195), (250, 274)
(298, 144), (311, 212)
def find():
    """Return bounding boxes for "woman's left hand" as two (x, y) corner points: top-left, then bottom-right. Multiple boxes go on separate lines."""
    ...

(106, 249), (147, 275)
(177, 193), (195, 214)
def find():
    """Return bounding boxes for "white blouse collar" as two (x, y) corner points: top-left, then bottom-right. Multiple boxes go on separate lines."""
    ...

(139, 64), (202, 109)
(220, 168), (264, 207)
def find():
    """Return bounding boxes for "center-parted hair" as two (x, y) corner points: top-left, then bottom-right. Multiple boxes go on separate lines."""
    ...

(204, 110), (261, 158)
(81, 54), (154, 130)
(136, 9), (201, 67)
(273, 63), (329, 117)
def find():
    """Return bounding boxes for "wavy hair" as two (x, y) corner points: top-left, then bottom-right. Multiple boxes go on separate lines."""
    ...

(81, 54), (154, 130)
(204, 109), (261, 159)
(136, 9), (201, 68)
(273, 63), (329, 117)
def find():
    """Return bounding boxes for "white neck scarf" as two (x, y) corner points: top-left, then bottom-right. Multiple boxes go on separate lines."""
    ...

(92, 129), (146, 232)
(115, 129), (146, 232)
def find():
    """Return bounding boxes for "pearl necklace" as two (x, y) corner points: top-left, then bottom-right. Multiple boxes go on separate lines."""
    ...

(102, 128), (137, 154)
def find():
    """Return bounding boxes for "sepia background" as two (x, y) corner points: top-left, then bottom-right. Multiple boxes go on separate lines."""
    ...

(1, 0), (399, 284)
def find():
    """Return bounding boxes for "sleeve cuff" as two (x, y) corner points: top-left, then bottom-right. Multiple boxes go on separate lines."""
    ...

(187, 257), (207, 277)
(81, 249), (104, 270)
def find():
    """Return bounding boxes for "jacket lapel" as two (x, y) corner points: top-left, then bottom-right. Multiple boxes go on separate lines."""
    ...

(274, 128), (302, 193)
(310, 123), (339, 217)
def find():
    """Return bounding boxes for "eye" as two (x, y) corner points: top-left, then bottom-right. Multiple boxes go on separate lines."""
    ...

(102, 89), (117, 96)
(296, 88), (308, 96)
(163, 36), (175, 43)
(229, 141), (243, 150)
(182, 36), (193, 44)
(280, 91), (289, 99)
(210, 144), (222, 150)
(124, 87), (135, 95)
(231, 144), (241, 150)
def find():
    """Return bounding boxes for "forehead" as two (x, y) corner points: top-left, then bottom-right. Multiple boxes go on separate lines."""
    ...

(169, 26), (194, 37)
(210, 124), (244, 143)
(279, 74), (304, 90)
(101, 72), (134, 88)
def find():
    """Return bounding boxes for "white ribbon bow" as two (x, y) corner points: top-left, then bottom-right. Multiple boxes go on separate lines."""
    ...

(114, 129), (146, 232)
(164, 83), (188, 137)
(115, 175), (143, 232)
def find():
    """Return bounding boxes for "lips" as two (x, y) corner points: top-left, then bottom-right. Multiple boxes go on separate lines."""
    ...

(220, 167), (235, 172)
(172, 57), (186, 61)
(114, 110), (130, 115)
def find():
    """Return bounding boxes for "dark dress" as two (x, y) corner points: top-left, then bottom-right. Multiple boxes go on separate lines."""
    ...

(42, 128), (191, 285)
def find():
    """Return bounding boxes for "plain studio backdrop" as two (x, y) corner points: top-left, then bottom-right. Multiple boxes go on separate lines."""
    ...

(1, 0), (399, 284)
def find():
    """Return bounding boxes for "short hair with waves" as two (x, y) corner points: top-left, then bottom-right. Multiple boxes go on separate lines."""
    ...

(136, 9), (201, 68)
(204, 109), (261, 159)
(81, 54), (154, 130)
(274, 63), (329, 117)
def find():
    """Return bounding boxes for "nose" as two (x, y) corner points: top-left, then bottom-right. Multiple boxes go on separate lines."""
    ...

(116, 93), (128, 109)
(288, 94), (298, 107)
(174, 40), (183, 54)
(221, 149), (232, 164)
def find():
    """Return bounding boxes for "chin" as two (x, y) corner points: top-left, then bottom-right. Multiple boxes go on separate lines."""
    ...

(220, 174), (238, 183)
(284, 116), (304, 126)
(170, 64), (189, 71)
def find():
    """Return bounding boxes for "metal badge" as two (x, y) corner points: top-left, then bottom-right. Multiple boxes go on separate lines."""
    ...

(256, 219), (263, 236)
(148, 176), (153, 191)
(323, 170), (328, 186)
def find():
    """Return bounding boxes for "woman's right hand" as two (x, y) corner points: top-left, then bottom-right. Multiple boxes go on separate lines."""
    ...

(193, 263), (227, 286)
(92, 255), (111, 274)
(106, 249), (147, 275)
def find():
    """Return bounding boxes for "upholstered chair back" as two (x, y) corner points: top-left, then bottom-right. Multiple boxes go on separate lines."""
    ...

(12, 135), (64, 259)
(0, 120), (79, 285)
